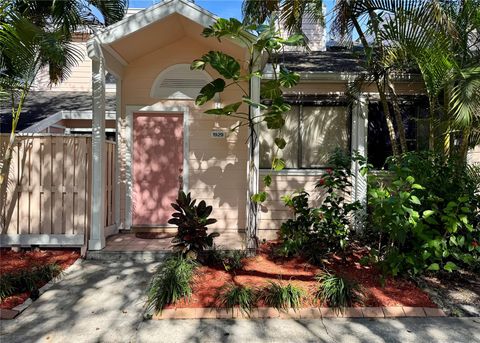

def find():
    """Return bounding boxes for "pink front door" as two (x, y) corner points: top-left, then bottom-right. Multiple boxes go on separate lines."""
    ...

(132, 113), (183, 226)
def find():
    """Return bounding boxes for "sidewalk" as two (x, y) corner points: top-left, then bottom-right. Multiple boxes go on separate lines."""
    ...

(1, 259), (479, 343)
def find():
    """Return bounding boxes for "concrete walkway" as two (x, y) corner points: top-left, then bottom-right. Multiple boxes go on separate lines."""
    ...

(1, 259), (479, 343)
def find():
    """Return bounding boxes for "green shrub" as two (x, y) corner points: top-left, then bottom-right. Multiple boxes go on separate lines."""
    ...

(216, 284), (256, 316)
(315, 272), (364, 312)
(260, 282), (305, 311)
(367, 152), (480, 276)
(278, 190), (314, 257)
(169, 191), (219, 260)
(0, 263), (63, 300)
(145, 256), (197, 313)
(279, 149), (363, 260)
(210, 249), (246, 272)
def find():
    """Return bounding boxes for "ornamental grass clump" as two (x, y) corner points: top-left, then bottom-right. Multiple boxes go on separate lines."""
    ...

(260, 281), (305, 312)
(0, 263), (63, 301)
(315, 272), (364, 313)
(216, 283), (256, 316)
(145, 256), (197, 313)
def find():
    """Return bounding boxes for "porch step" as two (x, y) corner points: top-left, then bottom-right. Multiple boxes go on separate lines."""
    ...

(86, 250), (172, 262)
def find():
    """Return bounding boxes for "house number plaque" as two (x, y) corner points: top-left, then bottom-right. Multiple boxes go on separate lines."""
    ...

(210, 130), (226, 138)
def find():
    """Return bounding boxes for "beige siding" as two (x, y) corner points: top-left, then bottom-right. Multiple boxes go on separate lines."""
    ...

(468, 145), (480, 164)
(119, 34), (248, 232)
(31, 41), (116, 93)
(258, 173), (325, 240)
(32, 42), (93, 92)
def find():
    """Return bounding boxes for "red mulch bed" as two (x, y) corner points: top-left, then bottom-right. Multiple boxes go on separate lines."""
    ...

(167, 242), (436, 309)
(0, 248), (80, 310)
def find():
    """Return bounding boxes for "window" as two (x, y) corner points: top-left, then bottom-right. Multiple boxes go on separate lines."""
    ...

(260, 105), (351, 169)
(368, 97), (429, 169)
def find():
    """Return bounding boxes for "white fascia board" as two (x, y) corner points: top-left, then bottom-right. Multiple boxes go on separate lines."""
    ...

(20, 112), (62, 133)
(61, 110), (117, 121)
(91, 0), (217, 46)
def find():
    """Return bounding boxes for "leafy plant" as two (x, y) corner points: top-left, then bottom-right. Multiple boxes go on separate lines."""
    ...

(260, 282), (305, 312)
(210, 249), (247, 272)
(278, 190), (315, 257)
(367, 151), (480, 276)
(169, 191), (219, 259)
(315, 272), (364, 313)
(278, 149), (363, 261)
(216, 284), (256, 316)
(0, 263), (63, 301)
(145, 256), (197, 314)
(191, 17), (303, 251)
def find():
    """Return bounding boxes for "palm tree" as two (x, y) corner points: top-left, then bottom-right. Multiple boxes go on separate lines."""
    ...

(0, 0), (128, 225)
(380, 0), (480, 158)
(243, 0), (480, 161)
(243, 0), (410, 157)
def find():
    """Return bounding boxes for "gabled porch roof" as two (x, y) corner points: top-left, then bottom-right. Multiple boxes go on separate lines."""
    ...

(87, 0), (247, 77)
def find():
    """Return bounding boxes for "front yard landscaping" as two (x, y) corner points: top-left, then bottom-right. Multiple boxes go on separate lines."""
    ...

(162, 242), (435, 312)
(0, 248), (80, 310)
(144, 149), (479, 319)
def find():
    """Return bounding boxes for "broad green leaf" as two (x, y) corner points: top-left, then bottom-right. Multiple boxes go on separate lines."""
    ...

(272, 157), (286, 171)
(278, 34), (304, 46)
(443, 261), (458, 272)
(411, 183), (425, 190)
(204, 102), (241, 115)
(427, 263), (439, 271)
(199, 51), (241, 80)
(410, 195), (421, 205)
(195, 78), (225, 106)
(190, 59), (206, 70)
(274, 137), (287, 149)
(423, 210), (435, 218)
(242, 97), (268, 110)
(264, 113), (285, 129)
(261, 80), (282, 99)
(251, 191), (267, 203)
(263, 174), (272, 187)
(202, 18), (244, 39)
(406, 176), (415, 184)
(279, 68), (300, 88)
(449, 236), (457, 246)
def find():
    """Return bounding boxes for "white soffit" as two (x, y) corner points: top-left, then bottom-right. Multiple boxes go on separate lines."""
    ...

(92, 0), (217, 46)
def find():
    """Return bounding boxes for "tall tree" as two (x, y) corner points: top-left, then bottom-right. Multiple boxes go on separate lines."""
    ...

(0, 0), (128, 231)
(380, 0), (480, 158)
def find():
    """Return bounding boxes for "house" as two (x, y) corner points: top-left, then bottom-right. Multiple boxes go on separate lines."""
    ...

(1, 0), (478, 252)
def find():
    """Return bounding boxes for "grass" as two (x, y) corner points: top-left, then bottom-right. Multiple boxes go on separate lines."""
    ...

(260, 281), (305, 312)
(145, 256), (197, 313)
(216, 283), (256, 316)
(0, 263), (63, 301)
(315, 271), (364, 313)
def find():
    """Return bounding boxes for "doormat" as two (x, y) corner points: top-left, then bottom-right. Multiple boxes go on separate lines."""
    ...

(135, 232), (176, 240)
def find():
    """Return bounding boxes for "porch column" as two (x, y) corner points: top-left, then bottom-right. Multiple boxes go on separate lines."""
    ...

(351, 96), (368, 231)
(89, 56), (107, 250)
(114, 77), (122, 230)
(246, 74), (261, 253)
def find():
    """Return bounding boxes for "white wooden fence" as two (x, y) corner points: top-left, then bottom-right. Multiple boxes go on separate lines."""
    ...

(0, 134), (116, 247)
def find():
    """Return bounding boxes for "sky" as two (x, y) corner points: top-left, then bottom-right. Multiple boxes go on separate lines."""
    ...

(129, 0), (338, 33)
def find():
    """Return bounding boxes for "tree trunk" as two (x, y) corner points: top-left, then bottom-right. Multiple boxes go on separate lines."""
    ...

(387, 79), (408, 153)
(352, 14), (400, 157)
(458, 128), (470, 163)
(0, 88), (28, 232)
(377, 80), (400, 157)
(428, 96), (436, 151)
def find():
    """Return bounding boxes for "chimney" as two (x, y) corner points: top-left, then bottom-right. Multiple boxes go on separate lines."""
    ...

(276, 3), (326, 52)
